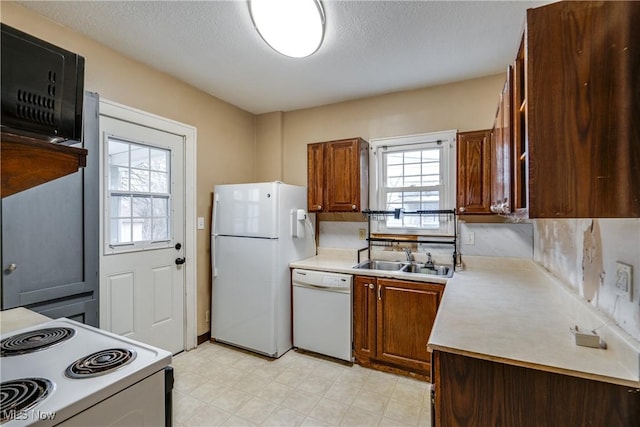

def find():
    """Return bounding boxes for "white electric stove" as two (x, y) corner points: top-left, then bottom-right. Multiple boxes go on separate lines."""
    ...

(0, 318), (173, 426)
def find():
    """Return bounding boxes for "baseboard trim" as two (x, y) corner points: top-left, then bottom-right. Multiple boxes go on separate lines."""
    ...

(197, 331), (211, 345)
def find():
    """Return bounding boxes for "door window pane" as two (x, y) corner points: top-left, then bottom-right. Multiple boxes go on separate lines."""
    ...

(107, 137), (171, 247)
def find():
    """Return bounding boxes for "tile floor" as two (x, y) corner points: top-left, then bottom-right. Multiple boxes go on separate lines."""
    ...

(172, 341), (432, 426)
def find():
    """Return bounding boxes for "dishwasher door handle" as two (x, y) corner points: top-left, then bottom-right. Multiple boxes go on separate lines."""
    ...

(294, 282), (350, 292)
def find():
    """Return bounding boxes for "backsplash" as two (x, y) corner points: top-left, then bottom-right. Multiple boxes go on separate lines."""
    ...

(319, 220), (534, 259)
(459, 222), (533, 258)
(534, 219), (640, 341)
(318, 221), (368, 249)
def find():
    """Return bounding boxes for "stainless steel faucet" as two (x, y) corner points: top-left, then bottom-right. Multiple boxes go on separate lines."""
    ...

(425, 252), (434, 268)
(403, 247), (414, 261)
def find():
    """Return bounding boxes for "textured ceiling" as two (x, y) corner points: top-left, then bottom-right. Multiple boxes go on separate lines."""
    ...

(18, 0), (553, 114)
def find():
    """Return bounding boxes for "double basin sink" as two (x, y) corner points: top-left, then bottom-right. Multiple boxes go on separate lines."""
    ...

(354, 259), (453, 277)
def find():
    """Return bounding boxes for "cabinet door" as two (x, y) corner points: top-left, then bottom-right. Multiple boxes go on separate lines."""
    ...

(512, 39), (528, 212)
(527, 1), (640, 217)
(491, 70), (513, 214)
(307, 142), (324, 212)
(353, 276), (377, 361)
(325, 139), (360, 212)
(457, 130), (492, 214)
(376, 279), (441, 372)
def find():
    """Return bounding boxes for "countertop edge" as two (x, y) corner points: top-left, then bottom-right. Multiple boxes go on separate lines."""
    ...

(427, 343), (640, 389)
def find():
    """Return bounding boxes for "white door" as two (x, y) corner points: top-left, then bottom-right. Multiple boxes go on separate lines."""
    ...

(100, 115), (185, 354)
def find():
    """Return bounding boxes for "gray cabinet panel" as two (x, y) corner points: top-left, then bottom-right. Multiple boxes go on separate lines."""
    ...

(1, 92), (99, 326)
(30, 294), (98, 326)
(2, 169), (85, 300)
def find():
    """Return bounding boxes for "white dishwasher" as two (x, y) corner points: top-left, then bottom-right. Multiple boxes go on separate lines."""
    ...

(292, 269), (353, 362)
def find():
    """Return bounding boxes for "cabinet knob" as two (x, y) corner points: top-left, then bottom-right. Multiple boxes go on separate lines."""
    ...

(459, 207), (466, 213)
(5, 263), (17, 274)
(352, 204), (357, 210)
(368, 283), (374, 289)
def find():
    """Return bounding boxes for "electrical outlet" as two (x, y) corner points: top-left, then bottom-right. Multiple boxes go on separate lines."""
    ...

(358, 228), (366, 240)
(615, 262), (633, 301)
(464, 231), (475, 245)
(197, 217), (205, 230)
(205, 310), (210, 323)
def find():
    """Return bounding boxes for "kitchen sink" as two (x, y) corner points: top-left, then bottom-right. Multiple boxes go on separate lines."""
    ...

(354, 259), (454, 277)
(402, 263), (453, 277)
(354, 260), (406, 271)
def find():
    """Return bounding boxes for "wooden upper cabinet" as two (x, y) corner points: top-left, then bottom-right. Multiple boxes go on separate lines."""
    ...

(512, 38), (528, 212)
(306, 137), (369, 213)
(307, 142), (324, 212)
(526, 1), (640, 217)
(491, 67), (513, 214)
(456, 129), (492, 214)
(1, 132), (87, 198)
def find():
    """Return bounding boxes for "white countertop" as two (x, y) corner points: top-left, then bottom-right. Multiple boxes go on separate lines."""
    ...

(428, 257), (640, 387)
(291, 250), (640, 387)
(0, 307), (51, 334)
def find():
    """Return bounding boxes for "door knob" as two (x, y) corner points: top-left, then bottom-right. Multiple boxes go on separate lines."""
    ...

(175, 257), (186, 265)
(4, 263), (17, 274)
(175, 243), (182, 250)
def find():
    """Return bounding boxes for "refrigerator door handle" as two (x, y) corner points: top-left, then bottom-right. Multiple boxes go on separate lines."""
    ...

(212, 194), (219, 277)
(212, 236), (218, 277)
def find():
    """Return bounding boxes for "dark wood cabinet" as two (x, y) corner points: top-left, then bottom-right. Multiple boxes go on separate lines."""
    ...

(354, 275), (443, 379)
(456, 130), (492, 214)
(307, 137), (369, 213)
(525, 1), (640, 218)
(307, 142), (325, 212)
(490, 67), (513, 214)
(432, 350), (640, 427)
(1, 133), (87, 198)
(353, 276), (377, 359)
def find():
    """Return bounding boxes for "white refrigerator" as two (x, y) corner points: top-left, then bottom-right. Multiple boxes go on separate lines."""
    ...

(211, 182), (315, 357)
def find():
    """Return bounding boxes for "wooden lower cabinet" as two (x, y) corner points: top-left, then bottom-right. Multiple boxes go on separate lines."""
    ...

(432, 350), (640, 427)
(354, 276), (442, 379)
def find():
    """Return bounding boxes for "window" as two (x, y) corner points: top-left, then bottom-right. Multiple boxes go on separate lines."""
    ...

(371, 131), (456, 234)
(106, 137), (171, 252)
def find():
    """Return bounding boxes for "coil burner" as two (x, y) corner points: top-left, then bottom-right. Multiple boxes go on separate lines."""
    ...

(65, 348), (137, 379)
(0, 327), (75, 357)
(0, 378), (53, 423)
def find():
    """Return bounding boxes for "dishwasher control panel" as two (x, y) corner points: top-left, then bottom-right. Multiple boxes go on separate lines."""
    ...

(292, 269), (352, 290)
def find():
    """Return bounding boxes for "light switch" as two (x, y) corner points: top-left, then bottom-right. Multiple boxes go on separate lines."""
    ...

(197, 217), (205, 230)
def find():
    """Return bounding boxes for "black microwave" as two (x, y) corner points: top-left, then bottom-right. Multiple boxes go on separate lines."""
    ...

(1, 23), (85, 144)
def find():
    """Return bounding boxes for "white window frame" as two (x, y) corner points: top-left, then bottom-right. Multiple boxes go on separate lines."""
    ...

(104, 134), (175, 254)
(369, 130), (457, 235)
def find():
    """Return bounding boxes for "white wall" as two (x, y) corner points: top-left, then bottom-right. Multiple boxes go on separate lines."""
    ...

(534, 219), (640, 341)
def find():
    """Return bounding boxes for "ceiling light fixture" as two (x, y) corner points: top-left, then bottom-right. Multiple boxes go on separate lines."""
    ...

(249, 0), (325, 58)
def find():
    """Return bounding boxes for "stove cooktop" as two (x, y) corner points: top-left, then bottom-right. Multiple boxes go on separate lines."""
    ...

(0, 318), (172, 426)
(0, 327), (75, 357)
